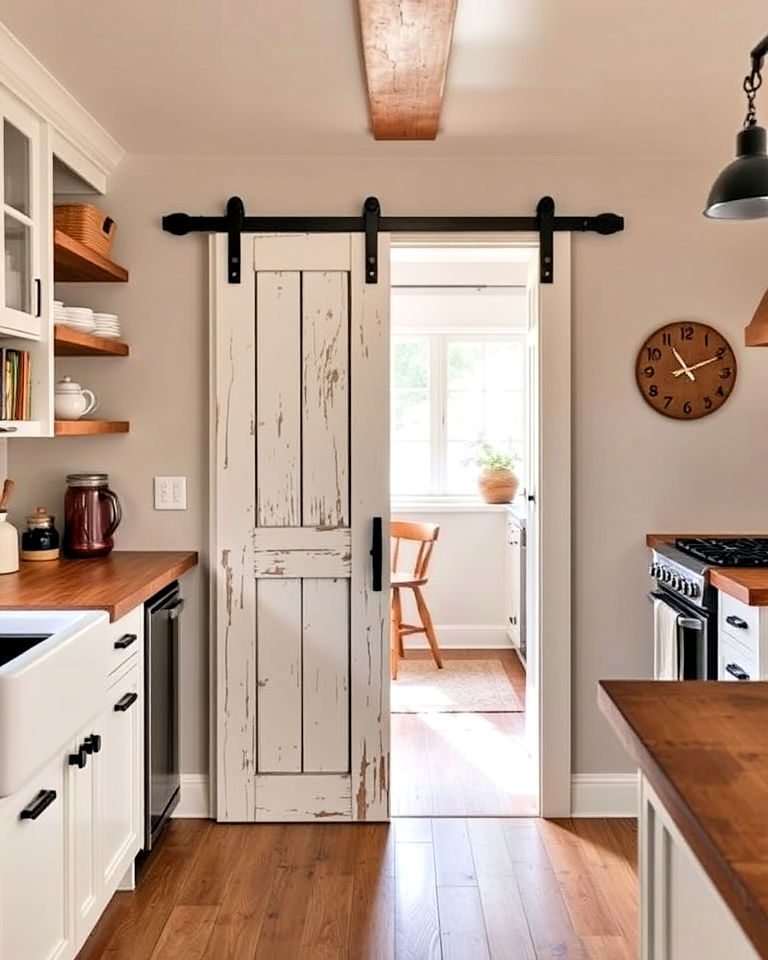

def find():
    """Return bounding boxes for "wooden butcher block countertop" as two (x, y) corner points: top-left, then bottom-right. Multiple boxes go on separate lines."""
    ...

(600, 680), (768, 959)
(0, 550), (198, 621)
(647, 533), (768, 605)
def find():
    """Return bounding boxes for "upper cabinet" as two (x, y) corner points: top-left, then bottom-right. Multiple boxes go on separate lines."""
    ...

(0, 88), (49, 341)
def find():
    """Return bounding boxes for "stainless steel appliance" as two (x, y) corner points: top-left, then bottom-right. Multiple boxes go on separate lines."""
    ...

(143, 582), (183, 851)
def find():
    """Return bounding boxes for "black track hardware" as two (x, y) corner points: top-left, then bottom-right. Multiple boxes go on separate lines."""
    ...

(162, 196), (624, 285)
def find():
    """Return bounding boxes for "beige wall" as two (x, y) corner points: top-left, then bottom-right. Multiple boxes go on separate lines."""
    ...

(10, 152), (768, 776)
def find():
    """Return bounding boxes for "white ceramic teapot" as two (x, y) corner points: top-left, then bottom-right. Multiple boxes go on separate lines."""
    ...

(54, 376), (98, 420)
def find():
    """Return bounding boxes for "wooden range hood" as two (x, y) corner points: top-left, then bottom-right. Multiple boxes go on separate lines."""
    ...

(745, 287), (768, 345)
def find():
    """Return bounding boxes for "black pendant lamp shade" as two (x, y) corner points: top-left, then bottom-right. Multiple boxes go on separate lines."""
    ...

(705, 33), (768, 219)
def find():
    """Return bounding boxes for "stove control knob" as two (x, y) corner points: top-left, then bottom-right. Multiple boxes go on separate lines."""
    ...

(649, 563), (659, 578)
(688, 581), (700, 598)
(670, 574), (680, 589)
(682, 580), (692, 597)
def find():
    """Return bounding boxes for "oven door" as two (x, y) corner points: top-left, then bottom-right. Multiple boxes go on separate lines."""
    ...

(650, 590), (710, 680)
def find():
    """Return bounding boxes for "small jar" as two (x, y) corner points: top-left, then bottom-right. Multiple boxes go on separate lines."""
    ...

(20, 507), (60, 562)
(0, 512), (19, 573)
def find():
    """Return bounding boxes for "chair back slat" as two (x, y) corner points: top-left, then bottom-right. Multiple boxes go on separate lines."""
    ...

(390, 521), (440, 580)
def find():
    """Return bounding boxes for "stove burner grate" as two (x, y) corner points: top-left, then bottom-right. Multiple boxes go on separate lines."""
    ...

(675, 537), (768, 567)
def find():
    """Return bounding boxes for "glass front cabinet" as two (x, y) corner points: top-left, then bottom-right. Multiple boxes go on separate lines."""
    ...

(0, 88), (49, 341)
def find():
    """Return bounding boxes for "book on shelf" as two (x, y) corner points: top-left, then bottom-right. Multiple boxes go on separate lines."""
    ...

(0, 348), (31, 421)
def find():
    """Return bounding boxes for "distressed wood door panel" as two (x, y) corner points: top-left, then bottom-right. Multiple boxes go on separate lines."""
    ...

(214, 232), (390, 822)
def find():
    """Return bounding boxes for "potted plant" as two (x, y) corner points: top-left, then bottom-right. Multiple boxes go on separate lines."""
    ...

(465, 441), (520, 504)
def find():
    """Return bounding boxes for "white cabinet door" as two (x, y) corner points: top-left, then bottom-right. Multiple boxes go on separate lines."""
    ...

(98, 662), (142, 892)
(505, 517), (521, 647)
(0, 753), (71, 960)
(70, 725), (103, 946)
(0, 88), (48, 340)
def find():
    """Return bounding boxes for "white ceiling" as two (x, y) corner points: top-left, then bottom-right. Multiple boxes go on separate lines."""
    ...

(1, 0), (766, 156)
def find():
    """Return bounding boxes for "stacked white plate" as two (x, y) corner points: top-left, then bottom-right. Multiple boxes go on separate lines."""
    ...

(62, 306), (95, 332)
(92, 312), (121, 339)
(53, 300), (68, 325)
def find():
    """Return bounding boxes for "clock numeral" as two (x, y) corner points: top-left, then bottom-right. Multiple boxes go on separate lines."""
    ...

(683, 401), (693, 415)
(648, 385), (658, 398)
(663, 396), (673, 409)
(716, 385), (725, 397)
(662, 333), (671, 345)
(703, 396), (712, 410)
(719, 367), (732, 379)
(704, 333), (709, 347)
(644, 366), (655, 378)
(646, 347), (662, 362)
(716, 347), (726, 360)
(680, 325), (694, 340)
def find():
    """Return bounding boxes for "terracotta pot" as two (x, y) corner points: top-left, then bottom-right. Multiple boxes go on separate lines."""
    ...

(477, 468), (519, 504)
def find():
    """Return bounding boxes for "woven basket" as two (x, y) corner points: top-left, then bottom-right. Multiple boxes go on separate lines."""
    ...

(54, 204), (117, 258)
(477, 468), (520, 504)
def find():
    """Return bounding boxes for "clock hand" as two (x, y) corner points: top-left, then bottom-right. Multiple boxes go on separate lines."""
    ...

(672, 355), (720, 378)
(671, 347), (695, 381)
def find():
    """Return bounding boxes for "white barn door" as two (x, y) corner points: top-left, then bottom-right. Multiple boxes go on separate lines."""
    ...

(211, 233), (390, 821)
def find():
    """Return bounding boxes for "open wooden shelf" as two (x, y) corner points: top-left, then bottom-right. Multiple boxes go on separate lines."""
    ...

(54, 325), (129, 357)
(54, 420), (129, 436)
(53, 230), (129, 283)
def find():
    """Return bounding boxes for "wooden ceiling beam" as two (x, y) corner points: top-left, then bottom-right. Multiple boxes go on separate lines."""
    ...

(356, 0), (458, 140)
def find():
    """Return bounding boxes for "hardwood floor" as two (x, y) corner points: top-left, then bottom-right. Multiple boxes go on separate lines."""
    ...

(391, 649), (536, 816)
(77, 817), (638, 959)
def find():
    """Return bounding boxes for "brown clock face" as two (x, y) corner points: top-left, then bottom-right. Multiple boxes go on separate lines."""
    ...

(636, 322), (737, 420)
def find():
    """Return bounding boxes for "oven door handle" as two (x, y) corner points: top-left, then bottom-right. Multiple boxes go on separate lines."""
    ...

(648, 592), (703, 630)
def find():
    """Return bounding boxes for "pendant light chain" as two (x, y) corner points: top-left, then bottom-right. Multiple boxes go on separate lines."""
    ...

(743, 65), (763, 128)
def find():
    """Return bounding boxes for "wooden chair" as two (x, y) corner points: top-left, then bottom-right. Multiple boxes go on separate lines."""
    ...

(391, 520), (443, 680)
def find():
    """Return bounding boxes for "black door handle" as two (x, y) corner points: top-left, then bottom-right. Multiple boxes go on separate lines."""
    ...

(83, 734), (102, 754)
(114, 633), (138, 650)
(68, 746), (88, 768)
(19, 789), (57, 820)
(34, 278), (41, 318)
(114, 691), (138, 712)
(726, 615), (749, 630)
(370, 516), (382, 592)
(726, 662), (750, 681)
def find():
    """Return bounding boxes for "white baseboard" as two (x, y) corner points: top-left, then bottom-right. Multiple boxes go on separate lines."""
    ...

(570, 774), (638, 817)
(174, 775), (210, 818)
(404, 624), (512, 650)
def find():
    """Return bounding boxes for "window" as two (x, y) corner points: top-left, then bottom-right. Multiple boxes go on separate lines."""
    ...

(391, 332), (526, 498)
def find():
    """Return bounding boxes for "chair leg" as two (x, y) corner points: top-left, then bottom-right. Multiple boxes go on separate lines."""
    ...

(395, 592), (405, 659)
(391, 587), (400, 680)
(413, 586), (443, 669)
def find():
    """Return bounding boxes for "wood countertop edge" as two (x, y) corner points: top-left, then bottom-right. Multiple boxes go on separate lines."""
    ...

(598, 681), (768, 959)
(0, 551), (198, 622)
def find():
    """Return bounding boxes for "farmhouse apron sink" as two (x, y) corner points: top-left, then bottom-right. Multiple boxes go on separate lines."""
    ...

(0, 610), (108, 796)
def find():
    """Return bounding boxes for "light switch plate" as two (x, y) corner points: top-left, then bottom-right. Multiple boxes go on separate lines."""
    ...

(154, 476), (187, 510)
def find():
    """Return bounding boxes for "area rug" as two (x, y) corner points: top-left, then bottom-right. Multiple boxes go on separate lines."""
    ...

(391, 659), (523, 713)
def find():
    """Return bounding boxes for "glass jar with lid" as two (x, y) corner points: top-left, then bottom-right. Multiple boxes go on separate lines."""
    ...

(20, 506), (60, 561)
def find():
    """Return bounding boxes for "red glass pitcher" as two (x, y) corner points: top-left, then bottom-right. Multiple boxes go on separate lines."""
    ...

(63, 473), (122, 558)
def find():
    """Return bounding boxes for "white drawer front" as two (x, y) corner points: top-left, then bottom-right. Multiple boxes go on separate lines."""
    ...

(718, 635), (757, 682)
(719, 593), (759, 654)
(106, 607), (143, 675)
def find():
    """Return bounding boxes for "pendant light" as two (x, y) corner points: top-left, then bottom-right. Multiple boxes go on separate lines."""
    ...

(705, 33), (768, 219)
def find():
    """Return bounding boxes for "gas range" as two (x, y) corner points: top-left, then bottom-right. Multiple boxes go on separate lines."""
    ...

(649, 544), (712, 610)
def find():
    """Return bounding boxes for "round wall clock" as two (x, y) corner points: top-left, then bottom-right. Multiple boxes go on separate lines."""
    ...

(635, 321), (737, 420)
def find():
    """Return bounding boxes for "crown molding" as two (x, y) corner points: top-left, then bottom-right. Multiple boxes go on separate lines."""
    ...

(0, 21), (124, 190)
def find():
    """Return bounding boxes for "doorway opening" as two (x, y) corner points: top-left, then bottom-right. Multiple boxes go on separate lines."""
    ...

(388, 242), (540, 817)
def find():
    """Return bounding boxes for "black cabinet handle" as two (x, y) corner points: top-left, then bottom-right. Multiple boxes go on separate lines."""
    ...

(114, 633), (138, 650)
(167, 598), (185, 620)
(726, 662), (750, 681)
(726, 615), (749, 630)
(68, 746), (88, 768)
(370, 516), (382, 592)
(34, 278), (41, 318)
(114, 692), (138, 712)
(83, 734), (102, 754)
(20, 789), (57, 820)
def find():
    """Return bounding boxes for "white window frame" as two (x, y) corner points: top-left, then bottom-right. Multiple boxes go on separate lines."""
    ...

(391, 325), (527, 509)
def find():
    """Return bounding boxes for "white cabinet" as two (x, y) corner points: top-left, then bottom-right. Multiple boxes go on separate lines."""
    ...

(505, 513), (523, 649)
(717, 591), (768, 680)
(640, 774), (759, 960)
(0, 753), (71, 960)
(0, 608), (144, 960)
(0, 87), (49, 341)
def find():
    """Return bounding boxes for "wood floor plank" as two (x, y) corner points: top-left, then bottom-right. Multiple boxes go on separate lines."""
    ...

(178, 823), (252, 906)
(149, 905), (219, 960)
(300, 874), (355, 960)
(436, 885), (490, 960)
(394, 840), (442, 960)
(349, 825), (396, 960)
(200, 824), (286, 960)
(432, 819), (476, 886)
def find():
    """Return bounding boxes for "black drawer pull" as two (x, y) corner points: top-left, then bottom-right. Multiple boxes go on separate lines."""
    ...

(726, 662), (750, 681)
(114, 691), (138, 712)
(114, 633), (138, 650)
(83, 734), (101, 754)
(726, 615), (749, 630)
(20, 789), (57, 820)
(68, 746), (87, 769)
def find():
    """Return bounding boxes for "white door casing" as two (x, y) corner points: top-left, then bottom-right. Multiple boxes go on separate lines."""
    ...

(211, 233), (390, 822)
